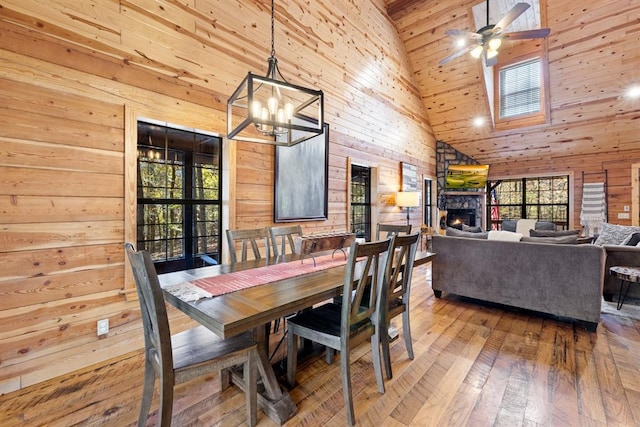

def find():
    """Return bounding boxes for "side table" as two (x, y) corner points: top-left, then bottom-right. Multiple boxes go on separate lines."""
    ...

(609, 266), (640, 310)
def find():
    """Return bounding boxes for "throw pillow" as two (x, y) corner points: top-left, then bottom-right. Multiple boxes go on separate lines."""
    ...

(530, 229), (580, 237)
(501, 220), (517, 232)
(461, 224), (482, 233)
(446, 227), (488, 239)
(534, 221), (556, 231)
(521, 235), (579, 244)
(626, 232), (640, 246)
(487, 230), (523, 242)
(516, 219), (537, 235)
(594, 223), (640, 245)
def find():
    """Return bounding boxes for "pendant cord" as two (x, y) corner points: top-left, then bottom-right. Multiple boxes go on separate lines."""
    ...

(270, 0), (276, 57)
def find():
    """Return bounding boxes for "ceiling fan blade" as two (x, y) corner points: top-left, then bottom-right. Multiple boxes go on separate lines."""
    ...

(485, 53), (499, 67)
(504, 28), (551, 40)
(445, 28), (482, 40)
(439, 45), (475, 65)
(492, 2), (531, 34)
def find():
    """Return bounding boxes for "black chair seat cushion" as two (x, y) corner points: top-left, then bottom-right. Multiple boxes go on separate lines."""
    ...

(288, 303), (371, 336)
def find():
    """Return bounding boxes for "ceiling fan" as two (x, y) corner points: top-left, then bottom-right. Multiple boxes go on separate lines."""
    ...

(440, 1), (550, 67)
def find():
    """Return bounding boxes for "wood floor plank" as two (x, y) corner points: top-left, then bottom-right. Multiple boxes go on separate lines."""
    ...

(3, 265), (640, 427)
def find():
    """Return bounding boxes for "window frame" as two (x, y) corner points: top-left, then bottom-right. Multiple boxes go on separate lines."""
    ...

(493, 49), (550, 131)
(350, 164), (372, 241)
(136, 120), (223, 274)
(488, 175), (570, 231)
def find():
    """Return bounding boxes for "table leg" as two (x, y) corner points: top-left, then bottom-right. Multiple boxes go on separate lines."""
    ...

(231, 324), (297, 424)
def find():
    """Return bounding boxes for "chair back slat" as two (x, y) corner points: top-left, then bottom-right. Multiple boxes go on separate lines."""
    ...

(386, 233), (420, 307)
(125, 243), (174, 377)
(341, 238), (394, 335)
(376, 223), (412, 240)
(226, 228), (270, 264)
(269, 225), (303, 257)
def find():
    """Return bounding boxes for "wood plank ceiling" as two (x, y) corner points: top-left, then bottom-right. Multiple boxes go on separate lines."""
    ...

(384, 0), (640, 171)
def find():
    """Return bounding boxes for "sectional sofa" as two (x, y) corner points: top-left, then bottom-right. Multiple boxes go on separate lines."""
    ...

(431, 234), (606, 330)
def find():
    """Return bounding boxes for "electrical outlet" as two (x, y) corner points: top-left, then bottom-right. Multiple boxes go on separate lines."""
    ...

(618, 212), (630, 219)
(97, 319), (109, 336)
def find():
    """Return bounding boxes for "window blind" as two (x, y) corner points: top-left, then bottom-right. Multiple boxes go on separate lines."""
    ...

(499, 58), (541, 118)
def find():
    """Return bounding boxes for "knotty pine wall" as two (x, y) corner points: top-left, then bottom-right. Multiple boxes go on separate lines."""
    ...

(391, 0), (640, 227)
(0, 0), (435, 392)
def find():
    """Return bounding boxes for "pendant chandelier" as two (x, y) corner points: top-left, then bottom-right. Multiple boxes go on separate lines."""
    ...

(227, 0), (324, 147)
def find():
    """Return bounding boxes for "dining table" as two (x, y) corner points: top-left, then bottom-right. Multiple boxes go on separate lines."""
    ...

(158, 249), (436, 424)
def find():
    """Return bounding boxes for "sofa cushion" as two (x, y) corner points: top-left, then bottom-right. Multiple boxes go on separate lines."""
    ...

(530, 229), (580, 237)
(488, 230), (523, 241)
(594, 223), (640, 245)
(626, 232), (640, 246)
(462, 224), (482, 233)
(446, 227), (488, 239)
(521, 235), (579, 244)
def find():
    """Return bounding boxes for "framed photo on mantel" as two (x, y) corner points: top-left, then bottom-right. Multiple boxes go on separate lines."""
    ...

(274, 123), (329, 222)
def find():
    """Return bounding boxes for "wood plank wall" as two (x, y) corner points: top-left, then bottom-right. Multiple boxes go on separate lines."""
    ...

(390, 0), (640, 227)
(0, 0), (435, 393)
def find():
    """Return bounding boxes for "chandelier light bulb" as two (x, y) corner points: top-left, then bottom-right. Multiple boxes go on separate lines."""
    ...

(267, 97), (278, 115)
(284, 103), (294, 120)
(252, 101), (261, 119)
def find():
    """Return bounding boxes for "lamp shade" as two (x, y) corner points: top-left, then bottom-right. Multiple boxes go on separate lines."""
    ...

(396, 191), (420, 208)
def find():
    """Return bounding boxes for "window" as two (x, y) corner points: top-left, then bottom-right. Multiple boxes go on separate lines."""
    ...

(423, 178), (433, 227)
(494, 53), (548, 129)
(137, 121), (222, 273)
(488, 175), (569, 230)
(499, 58), (541, 118)
(350, 165), (371, 240)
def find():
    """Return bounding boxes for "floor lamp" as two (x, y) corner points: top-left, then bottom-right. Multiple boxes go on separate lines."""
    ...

(396, 191), (420, 225)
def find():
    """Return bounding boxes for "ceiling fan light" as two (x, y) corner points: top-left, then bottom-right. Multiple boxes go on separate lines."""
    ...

(488, 37), (502, 50)
(470, 45), (483, 59)
(486, 48), (498, 59)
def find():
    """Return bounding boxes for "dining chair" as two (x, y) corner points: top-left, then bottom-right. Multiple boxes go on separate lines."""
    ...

(226, 227), (270, 264)
(380, 232), (420, 380)
(286, 237), (394, 426)
(269, 225), (303, 257)
(376, 223), (412, 240)
(125, 243), (258, 427)
(268, 225), (304, 334)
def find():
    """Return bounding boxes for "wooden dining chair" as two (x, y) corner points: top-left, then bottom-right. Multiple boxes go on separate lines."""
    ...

(286, 238), (395, 426)
(125, 243), (258, 427)
(226, 227), (270, 264)
(269, 225), (303, 257)
(376, 223), (412, 240)
(380, 232), (420, 380)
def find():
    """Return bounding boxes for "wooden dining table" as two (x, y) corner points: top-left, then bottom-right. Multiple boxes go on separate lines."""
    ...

(158, 250), (436, 424)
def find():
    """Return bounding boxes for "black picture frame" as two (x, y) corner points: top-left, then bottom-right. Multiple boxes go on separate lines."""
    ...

(274, 123), (329, 222)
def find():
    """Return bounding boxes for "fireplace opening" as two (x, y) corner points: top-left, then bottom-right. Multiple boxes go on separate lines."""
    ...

(446, 209), (476, 229)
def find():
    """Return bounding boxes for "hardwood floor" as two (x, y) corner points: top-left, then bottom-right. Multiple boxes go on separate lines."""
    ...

(2, 264), (640, 426)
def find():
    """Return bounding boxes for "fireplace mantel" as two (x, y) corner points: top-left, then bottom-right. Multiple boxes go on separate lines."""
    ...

(442, 191), (486, 196)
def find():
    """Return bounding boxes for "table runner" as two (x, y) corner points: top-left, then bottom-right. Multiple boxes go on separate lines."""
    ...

(164, 252), (349, 302)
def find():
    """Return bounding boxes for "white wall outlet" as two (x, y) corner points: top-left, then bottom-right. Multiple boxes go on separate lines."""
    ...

(618, 212), (630, 219)
(624, 205), (630, 212)
(97, 319), (109, 336)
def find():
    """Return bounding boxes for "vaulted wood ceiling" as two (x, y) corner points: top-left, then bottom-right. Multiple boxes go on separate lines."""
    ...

(384, 0), (640, 170)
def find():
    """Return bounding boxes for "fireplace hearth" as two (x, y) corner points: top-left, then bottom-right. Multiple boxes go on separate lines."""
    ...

(446, 209), (476, 229)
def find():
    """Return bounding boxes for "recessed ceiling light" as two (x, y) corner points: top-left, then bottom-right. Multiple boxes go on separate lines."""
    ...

(473, 117), (485, 127)
(627, 85), (640, 99)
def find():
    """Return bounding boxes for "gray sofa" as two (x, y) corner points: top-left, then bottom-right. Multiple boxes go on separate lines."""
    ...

(432, 234), (606, 330)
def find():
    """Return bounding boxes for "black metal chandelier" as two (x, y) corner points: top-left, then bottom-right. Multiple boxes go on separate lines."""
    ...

(227, 0), (324, 147)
